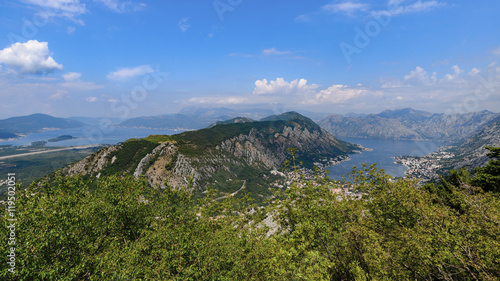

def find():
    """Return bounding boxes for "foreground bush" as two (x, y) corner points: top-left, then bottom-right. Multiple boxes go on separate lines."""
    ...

(1, 165), (499, 280)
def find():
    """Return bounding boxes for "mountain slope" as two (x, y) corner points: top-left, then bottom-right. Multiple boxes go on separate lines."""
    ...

(397, 117), (500, 181)
(319, 109), (499, 141)
(208, 117), (255, 128)
(64, 112), (363, 199)
(0, 113), (86, 139)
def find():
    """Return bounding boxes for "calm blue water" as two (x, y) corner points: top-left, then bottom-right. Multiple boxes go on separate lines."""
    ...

(1, 128), (445, 180)
(328, 137), (448, 179)
(0, 126), (182, 147)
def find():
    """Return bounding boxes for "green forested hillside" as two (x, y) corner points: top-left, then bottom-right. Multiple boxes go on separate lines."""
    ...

(64, 112), (362, 201)
(2, 150), (500, 280)
(0, 114), (85, 136)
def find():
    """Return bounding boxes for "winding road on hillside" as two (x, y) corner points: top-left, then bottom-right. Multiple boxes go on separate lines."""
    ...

(215, 180), (246, 201)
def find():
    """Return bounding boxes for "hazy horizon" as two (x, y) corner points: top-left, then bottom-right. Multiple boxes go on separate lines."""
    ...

(1, 106), (499, 121)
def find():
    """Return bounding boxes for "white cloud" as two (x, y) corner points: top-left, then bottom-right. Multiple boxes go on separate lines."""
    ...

(0, 40), (63, 74)
(49, 89), (68, 100)
(300, 0), (445, 21)
(94, 0), (146, 13)
(311, 84), (366, 104)
(294, 14), (311, 22)
(107, 65), (153, 80)
(404, 66), (437, 85)
(382, 0), (447, 16)
(63, 72), (81, 81)
(190, 78), (366, 107)
(262, 48), (291, 56)
(253, 78), (318, 96)
(322, 2), (369, 15)
(178, 18), (190, 32)
(468, 68), (480, 77)
(441, 65), (463, 82)
(60, 72), (102, 91)
(21, 0), (86, 24)
(86, 96), (97, 102)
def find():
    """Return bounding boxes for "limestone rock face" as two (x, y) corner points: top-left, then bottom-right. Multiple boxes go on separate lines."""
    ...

(64, 112), (361, 192)
(65, 145), (120, 176)
(319, 109), (499, 141)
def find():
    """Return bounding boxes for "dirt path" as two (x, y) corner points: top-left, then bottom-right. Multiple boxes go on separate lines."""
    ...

(215, 180), (246, 201)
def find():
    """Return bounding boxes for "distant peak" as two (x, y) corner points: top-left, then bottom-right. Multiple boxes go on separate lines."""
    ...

(260, 111), (306, 122)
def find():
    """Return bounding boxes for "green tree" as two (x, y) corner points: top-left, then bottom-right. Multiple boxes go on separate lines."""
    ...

(473, 146), (500, 192)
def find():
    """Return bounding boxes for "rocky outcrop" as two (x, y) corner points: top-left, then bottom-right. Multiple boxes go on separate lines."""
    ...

(65, 145), (120, 176)
(64, 112), (361, 193)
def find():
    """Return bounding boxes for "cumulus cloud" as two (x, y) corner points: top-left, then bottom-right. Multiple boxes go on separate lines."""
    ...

(311, 84), (366, 104)
(107, 65), (153, 80)
(403, 66), (437, 85)
(468, 68), (480, 77)
(63, 72), (81, 81)
(189, 78), (366, 107)
(253, 78), (318, 96)
(0, 40), (63, 75)
(86, 96), (97, 102)
(21, 0), (86, 24)
(178, 18), (190, 32)
(441, 65), (463, 82)
(322, 1), (369, 15)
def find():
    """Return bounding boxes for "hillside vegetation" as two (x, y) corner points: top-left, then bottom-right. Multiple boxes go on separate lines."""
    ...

(1, 150), (500, 280)
(64, 112), (362, 202)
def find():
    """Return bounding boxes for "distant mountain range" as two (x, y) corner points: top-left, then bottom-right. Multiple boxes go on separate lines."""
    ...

(0, 113), (86, 140)
(319, 108), (500, 141)
(119, 108), (277, 130)
(64, 112), (363, 199)
(118, 107), (330, 130)
(397, 115), (500, 181)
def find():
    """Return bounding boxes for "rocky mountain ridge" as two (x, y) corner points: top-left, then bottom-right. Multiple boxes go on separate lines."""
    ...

(64, 112), (363, 199)
(319, 108), (499, 141)
(396, 116), (500, 182)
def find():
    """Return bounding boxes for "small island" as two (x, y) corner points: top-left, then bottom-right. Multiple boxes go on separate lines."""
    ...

(48, 135), (78, 142)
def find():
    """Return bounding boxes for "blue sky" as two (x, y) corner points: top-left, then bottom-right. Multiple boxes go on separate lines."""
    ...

(0, 0), (499, 118)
